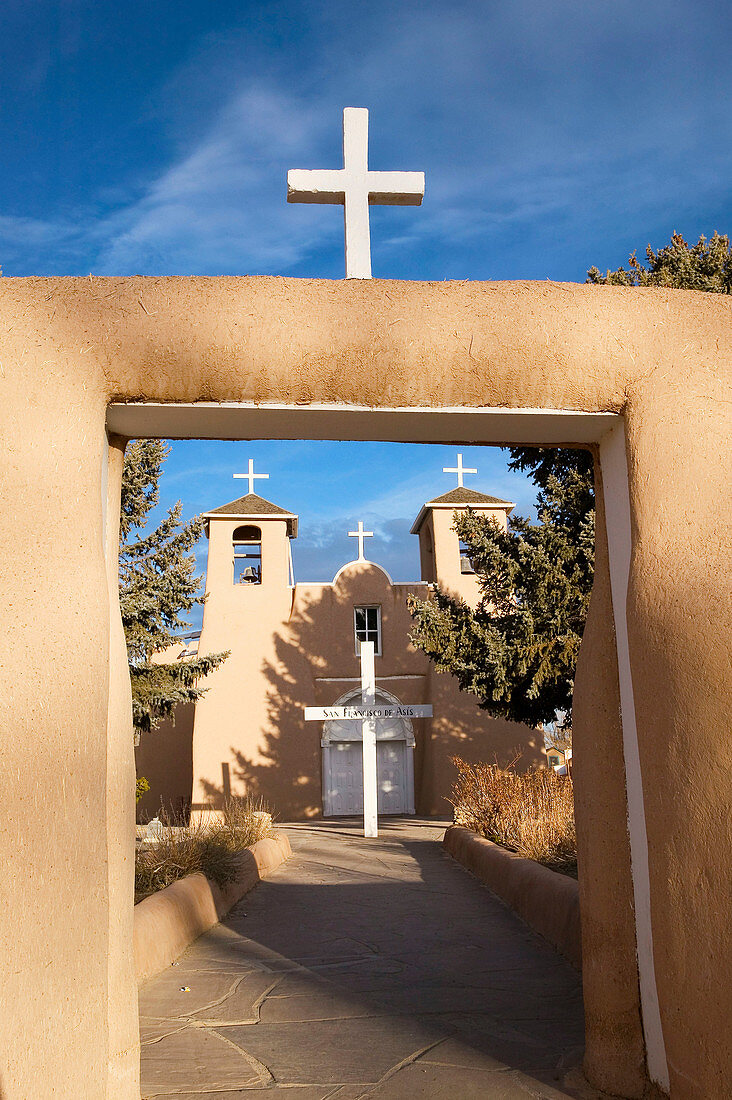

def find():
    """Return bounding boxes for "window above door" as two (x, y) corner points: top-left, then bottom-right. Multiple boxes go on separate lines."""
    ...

(354, 605), (382, 656)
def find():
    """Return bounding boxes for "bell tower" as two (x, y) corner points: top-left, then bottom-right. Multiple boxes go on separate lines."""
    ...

(191, 470), (299, 815)
(411, 454), (514, 608)
(202, 493), (297, 599)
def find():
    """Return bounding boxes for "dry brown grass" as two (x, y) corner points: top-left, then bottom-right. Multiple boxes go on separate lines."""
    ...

(450, 756), (577, 876)
(135, 795), (276, 902)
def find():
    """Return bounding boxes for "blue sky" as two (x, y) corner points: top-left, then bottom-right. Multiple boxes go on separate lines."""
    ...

(4, 1), (731, 623)
(2, 0), (730, 280)
(150, 441), (536, 629)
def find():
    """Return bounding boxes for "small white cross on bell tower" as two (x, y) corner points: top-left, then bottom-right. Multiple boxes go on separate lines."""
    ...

(443, 453), (477, 489)
(287, 107), (425, 279)
(233, 458), (269, 495)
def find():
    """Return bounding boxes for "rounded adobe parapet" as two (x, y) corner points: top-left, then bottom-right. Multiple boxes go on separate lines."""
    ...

(331, 558), (395, 586)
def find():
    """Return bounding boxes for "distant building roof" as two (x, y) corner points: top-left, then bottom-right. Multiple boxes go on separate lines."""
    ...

(410, 487), (515, 534)
(203, 493), (298, 537)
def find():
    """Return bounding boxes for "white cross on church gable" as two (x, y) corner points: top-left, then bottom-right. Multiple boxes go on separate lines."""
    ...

(287, 107), (425, 279)
(348, 520), (373, 560)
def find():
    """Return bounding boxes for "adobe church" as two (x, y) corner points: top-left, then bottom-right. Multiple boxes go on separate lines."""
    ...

(136, 455), (543, 822)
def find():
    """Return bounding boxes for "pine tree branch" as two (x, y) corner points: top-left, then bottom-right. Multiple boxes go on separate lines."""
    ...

(120, 439), (228, 733)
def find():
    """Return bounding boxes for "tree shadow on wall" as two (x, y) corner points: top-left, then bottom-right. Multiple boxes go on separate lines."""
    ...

(200, 568), (541, 821)
(200, 578), (361, 820)
(135, 702), (195, 824)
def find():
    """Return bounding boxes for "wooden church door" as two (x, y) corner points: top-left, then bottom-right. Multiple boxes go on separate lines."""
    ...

(323, 737), (413, 816)
(376, 741), (409, 815)
(328, 742), (363, 816)
(322, 689), (417, 817)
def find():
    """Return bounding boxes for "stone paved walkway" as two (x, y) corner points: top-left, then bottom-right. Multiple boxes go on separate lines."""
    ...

(140, 821), (589, 1099)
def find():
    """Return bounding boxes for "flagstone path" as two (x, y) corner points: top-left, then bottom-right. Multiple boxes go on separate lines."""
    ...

(139, 820), (591, 1099)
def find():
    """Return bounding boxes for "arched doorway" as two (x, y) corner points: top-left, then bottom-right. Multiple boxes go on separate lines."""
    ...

(321, 687), (416, 816)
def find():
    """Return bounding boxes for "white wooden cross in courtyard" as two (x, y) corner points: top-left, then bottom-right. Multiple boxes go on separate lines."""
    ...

(443, 452), (477, 488)
(304, 641), (432, 838)
(348, 520), (373, 560)
(234, 458), (269, 495)
(287, 107), (425, 279)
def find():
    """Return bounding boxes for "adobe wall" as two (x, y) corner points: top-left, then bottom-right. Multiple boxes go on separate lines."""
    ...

(0, 276), (729, 1098)
(573, 454), (647, 1095)
(135, 702), (195, 822)
(191, 514), (297, 814)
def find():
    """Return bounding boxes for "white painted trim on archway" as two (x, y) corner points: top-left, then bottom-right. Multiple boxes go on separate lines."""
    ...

(600, 420), (669, 1092)
(106, 401), (618, 444)
(101, 431), (110, 545)
(105, 399), (667, 1087)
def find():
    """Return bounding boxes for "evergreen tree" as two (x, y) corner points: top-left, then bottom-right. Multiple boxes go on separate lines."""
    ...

(409, 231), (729, 725)
(120, 439), (228, 734)
(407, 449), (594, 726)
(587, 230), (732, 292)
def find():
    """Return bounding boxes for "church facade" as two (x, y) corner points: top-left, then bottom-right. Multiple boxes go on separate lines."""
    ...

(135, 465), (543, 822)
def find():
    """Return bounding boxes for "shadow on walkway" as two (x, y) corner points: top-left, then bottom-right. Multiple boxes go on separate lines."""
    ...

(139, 820), (588, 1099)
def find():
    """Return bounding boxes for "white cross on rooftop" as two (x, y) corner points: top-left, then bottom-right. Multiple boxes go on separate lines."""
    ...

(348, 520), (374, 560)
(233, 458), (269, 495)
(287, 107), (425, 279)
(443, 453), (477, 488)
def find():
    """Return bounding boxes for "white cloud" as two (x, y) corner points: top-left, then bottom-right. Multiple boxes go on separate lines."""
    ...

(0, 212), (77, 247)
(94, 87), (335, 275)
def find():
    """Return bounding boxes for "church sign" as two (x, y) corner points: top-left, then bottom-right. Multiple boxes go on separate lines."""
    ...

(305, 704), (432, 721)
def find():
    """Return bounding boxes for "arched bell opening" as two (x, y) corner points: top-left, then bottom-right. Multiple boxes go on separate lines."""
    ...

(232, 524), (262, 584)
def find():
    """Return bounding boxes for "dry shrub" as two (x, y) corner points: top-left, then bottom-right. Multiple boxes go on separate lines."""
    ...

(217, 800), (275, 849)
(450, 756), (577, 877)
(135, 795), (276, 902)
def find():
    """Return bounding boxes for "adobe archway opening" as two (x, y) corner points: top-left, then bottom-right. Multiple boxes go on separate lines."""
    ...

(4, 275), (728, 1100)
(108, 400), (656, 1098)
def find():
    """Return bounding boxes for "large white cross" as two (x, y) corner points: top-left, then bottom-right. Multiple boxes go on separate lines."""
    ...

(443, 453), (477, 488)
(348, 520), (373, 560)
(304, 641), (432, 838)
(287, 107), (425, 279)
(233, 458), (269, 495)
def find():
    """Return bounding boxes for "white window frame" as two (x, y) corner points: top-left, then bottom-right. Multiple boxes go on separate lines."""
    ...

(354, 605), (382, 656)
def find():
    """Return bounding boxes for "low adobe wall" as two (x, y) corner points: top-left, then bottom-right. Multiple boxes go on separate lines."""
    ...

(134, 833), (291, 985)
(443, 826), (581, 969)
